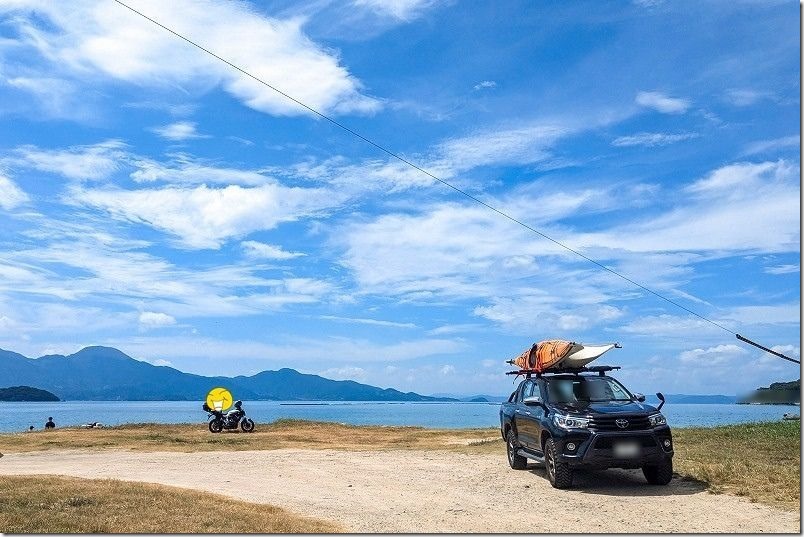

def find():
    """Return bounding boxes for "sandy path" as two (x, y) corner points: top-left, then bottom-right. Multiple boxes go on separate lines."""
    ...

(0, 449), (799, 533)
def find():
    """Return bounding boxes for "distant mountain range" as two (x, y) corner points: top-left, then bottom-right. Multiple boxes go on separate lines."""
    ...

(646, 394), (737, 405)
(0, 346), (455, 402)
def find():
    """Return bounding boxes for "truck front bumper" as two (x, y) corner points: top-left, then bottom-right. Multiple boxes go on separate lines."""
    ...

(557, 426), (673, 469)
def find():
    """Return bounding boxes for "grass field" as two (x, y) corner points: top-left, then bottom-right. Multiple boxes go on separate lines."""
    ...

(672, 421), (801, 510)
(0, 475), (340, 533)
(0, 419), (799, 511)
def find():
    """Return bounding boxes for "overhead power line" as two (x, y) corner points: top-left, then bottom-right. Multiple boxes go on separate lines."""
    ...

(111, 0), (799, 365)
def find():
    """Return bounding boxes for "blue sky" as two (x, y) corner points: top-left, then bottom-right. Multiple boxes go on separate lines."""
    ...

(0, 0), (799, 396)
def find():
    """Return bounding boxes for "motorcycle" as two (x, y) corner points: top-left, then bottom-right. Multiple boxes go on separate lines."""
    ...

(202, 399), (255, 433)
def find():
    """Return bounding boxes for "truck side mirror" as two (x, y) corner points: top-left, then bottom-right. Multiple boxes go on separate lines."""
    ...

(523, 396), (545, 408)
(633, 392), (646, 402)
(656, 392), (665, 411)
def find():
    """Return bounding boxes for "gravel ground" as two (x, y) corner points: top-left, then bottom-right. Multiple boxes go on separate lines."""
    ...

(0, 449), (799, 533)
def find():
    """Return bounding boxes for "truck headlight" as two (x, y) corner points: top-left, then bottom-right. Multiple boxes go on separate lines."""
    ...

(648, 413), (667, 427)
(553, 413), (590, 429)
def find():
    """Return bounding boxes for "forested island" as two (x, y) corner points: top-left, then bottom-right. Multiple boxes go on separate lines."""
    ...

(738, 379), (800, 405)
(0, 386), (60, 402)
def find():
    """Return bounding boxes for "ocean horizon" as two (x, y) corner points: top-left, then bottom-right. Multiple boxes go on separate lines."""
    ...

(0, 400), (798, 433)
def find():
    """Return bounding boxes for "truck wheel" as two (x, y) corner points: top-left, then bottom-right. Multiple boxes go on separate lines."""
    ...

(506, 430), (528, 470)
(642, 458), (673, 485)
(545, 438), (573, 489)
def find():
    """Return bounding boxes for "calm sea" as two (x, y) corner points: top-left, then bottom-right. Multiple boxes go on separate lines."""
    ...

(0, 401), (799, 433)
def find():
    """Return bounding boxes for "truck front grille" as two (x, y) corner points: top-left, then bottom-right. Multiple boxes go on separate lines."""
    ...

(588, 415), (652, 431)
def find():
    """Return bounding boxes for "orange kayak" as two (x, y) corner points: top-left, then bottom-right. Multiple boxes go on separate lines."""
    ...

(510, 340), (619, 372)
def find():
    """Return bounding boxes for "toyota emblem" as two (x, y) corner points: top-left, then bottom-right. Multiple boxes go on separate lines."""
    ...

(615, 419), (629, 429)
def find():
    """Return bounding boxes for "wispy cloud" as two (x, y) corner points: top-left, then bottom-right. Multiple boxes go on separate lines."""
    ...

(150, 121), (209, 141)
(0, 174), (29, 210)
(743, 135), (799, 156)
(473, 80), (497, 91)
(635, 91), (691, 114)
(764, 264), (799, 275)
(9, 140), (127, 181)
(612, 132), (698, 147)
(723, 88), (772, 107)
(351, 0), (440, 20)
(242, 240), (305, 260)
(319, 315), (417, 328)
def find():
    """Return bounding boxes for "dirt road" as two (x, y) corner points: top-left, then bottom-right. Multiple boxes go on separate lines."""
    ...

(0, 449), (799, 532)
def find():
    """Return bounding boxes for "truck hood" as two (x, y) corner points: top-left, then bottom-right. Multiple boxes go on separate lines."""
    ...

(553, 400), (658, 415)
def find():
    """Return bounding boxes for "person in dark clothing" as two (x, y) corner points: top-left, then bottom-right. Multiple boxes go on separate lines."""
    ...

(45, 417), (55, 429)
(28, 425), (34, 431)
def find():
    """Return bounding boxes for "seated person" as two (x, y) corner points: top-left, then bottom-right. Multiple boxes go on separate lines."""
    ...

(44, 417), (55, 429)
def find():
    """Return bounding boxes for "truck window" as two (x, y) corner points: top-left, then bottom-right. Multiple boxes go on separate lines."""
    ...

(517, 381), (534, 402)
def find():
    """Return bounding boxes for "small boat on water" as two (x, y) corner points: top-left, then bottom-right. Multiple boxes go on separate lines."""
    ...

(508, 340), (620, 372)
(782, 413), (800, 421)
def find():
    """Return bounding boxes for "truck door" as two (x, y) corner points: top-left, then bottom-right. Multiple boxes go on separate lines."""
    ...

(528, 379), (548, 452)
(515, 380), (538, 447)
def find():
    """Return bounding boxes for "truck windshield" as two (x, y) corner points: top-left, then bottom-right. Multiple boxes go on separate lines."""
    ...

(546, 377), (632, 403)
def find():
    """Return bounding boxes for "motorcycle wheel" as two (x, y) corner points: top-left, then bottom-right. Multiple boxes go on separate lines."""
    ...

(208, 419), (223, 433)
(240, 418), (255, 433)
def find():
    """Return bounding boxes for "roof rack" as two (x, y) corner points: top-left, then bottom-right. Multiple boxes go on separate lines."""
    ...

(505, 365), (621, 378)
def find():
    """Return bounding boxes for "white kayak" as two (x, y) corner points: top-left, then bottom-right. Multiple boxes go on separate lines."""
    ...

(554, 343), (619, 369)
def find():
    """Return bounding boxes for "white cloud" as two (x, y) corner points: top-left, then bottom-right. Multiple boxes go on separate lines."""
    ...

(242, 240), (305, 260)
(75, 182), (345, 249)
(763, 264), (798, 275)
(319, 365), (368, 381)
(1, 0), (380, 117)
(427, 323), (482, 335)
(138, 311), (177, 327)
(679, 344), (747, 365)
(612, 132), (698, 147)
(0, 174), (29, 209)
(440, 364), (455, 375)
(352, 0), (439, 20)
(319, 315), (416, 328)
(11, 140), (127, 181)
(635, 91), (690, 114)
(150, 121), (209, 141)
(685, 160), (793, 197)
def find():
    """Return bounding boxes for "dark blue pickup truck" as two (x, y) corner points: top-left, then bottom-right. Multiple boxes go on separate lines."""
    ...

(499, 366), (673, 488)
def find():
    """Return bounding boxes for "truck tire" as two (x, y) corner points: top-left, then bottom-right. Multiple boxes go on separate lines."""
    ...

(506, 430), (528, 470)
(544, 438), (573, 489)
(642, 458), (673, 485)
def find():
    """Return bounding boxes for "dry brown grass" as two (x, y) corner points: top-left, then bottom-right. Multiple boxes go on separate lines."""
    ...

(673, 421), (800, 510)
(0, 475), (341, 533)
(0, 419), (500, 454)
